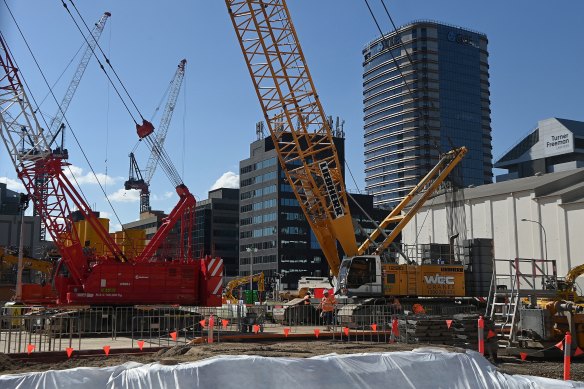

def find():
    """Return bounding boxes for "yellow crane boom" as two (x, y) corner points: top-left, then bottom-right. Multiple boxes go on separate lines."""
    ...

(226, 0), (357, 275)
(226, 0), (467, 281)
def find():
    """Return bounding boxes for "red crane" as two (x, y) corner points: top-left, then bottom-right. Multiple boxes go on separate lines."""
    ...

(0, 33), (222, 306)
(35, 12), (111, 241)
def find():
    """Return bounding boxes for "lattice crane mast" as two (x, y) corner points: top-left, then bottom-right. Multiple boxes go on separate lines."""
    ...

(226, 0), (357, 275)
(0, 32), (125, 284)
(125, 59), (186, 214)
(0, 34), (221, 306)
(34, 11), (111, 240)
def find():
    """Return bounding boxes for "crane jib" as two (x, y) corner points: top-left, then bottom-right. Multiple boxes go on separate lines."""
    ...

(318, 161), (344, 218)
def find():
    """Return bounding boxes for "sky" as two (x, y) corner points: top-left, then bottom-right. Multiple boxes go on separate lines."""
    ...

(1, 1), (583, 231)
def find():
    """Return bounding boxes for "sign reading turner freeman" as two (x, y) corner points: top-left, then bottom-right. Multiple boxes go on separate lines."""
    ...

(543, 130), (573, 157)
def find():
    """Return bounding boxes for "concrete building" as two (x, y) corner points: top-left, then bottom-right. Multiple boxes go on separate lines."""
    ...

(193, 188), (239, 277)
(363, 20), (493, 208)
(0, 183), (44, 257)
(123, 210), (166, 242)
(495, 118), (584, 182)
(402, 168), (584, 290)
(239, 132), (390, 289)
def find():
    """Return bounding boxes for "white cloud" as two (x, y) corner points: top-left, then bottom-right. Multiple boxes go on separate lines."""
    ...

(151, 191), (174, 201)
(0, 177), (25, 192)
(108, 188), (140, 203)
(210, 171), (239, 191)
(64, 165), (122, 186)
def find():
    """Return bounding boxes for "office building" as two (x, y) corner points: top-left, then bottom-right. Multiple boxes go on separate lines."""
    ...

(0, 182), (44, 256)
(193, 188), (239, 277)
(495, 118), (584, 182)
(239, 131), (390, 290)
(363, 20), (493, 208)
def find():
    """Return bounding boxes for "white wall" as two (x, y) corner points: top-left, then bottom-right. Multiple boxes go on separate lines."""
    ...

(403, 191), (584, 292)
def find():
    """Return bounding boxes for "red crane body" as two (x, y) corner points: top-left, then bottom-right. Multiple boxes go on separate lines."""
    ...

(0, 34), (222, 306)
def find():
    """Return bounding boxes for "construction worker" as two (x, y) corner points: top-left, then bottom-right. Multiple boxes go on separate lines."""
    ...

(319, 290), (336, 330)
(412, 303), (426, 315)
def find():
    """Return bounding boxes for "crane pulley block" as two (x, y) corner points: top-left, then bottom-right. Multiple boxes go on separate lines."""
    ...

(136, 119), (155, 139)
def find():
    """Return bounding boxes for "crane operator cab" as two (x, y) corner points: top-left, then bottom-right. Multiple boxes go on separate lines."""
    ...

(338, 256), (383, 297)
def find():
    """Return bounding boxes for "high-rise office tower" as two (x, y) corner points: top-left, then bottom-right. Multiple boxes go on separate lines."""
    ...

(363, 21), (493, 208)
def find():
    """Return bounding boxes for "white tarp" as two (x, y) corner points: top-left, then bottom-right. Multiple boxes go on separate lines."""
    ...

(1, 348), (583, 389)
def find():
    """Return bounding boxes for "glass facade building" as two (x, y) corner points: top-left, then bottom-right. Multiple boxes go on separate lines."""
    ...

(193, 188), (240, 277)
(363, 20), (493, 208)
(239, 132), (389, 290)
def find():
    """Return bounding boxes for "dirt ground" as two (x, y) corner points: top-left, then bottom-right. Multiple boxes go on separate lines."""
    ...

(1, 341), (583, 382)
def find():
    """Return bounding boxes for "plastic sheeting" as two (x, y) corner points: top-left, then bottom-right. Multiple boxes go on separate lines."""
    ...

(1, 348), (583, 389)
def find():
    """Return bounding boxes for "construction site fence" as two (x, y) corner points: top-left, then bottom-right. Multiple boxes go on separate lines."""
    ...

(0, 302), (480, 354)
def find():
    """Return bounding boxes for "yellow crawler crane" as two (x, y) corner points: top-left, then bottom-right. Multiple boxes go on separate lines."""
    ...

(226, 0), (467, 299)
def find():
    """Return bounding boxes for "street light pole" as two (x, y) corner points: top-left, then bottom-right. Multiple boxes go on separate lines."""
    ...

(246, 247), (258, 292)
(15, 194), (30, 303)
(521, 218), (548, 275)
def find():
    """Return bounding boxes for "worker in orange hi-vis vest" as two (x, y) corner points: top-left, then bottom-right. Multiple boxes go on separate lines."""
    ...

(412, 303), (426, 315)
(319, 290), (337, 330)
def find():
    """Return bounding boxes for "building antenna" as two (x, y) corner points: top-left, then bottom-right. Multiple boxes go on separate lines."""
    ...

(256, 121), (265, 140)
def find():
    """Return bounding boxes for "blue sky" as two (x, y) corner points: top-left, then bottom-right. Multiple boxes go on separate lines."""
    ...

(1, 1), (583, 230)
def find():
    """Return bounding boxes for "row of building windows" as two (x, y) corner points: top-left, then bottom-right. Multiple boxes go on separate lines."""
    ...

(240, 185), (277, 200)
(280, 198), (300, 207)
(240, 241), (277, 252)
(240, 212), (277, 226)
(240, 254), (277, 265)
(281, 239), (308, 249)
(240, 198), (277, 213)
(281, 226), (307, 235)
(240, 157), (277, 174)
(241, 171), (277, 187)
(282, 211), (305, 221)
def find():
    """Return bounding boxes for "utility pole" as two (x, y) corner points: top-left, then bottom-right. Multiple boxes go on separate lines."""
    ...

(15, 193), (30, 302)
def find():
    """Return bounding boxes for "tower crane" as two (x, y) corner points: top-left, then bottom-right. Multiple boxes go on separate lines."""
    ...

(34, 12), (111, 240)
(226, 0), (468, 299)
(0, 34), (222, 306)
(125, 59), (187, 215)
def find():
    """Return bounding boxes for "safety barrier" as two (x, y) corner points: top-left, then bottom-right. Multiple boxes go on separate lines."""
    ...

(0, 302), (480, 354)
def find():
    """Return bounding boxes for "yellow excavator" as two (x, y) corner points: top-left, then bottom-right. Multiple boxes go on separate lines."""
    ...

(223, 272), (265, 304)
(555, 264), (584, 303)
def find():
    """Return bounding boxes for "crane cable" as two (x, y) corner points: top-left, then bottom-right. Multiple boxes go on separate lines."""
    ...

(2, 1), (125, 229)
(35, 41), (84, 113)
(59, 0), (140, 125)
(67, 0), (147, 123)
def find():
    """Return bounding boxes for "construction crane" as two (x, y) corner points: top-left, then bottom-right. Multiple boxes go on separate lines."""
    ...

(226, 0), (467, 299)
(0, 33), (222, 306)
(34, 12), (111, 240)
(125, 59), (187, 214)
